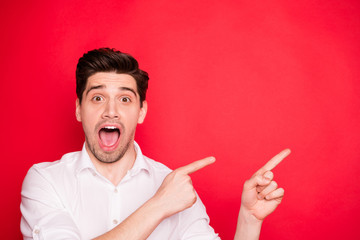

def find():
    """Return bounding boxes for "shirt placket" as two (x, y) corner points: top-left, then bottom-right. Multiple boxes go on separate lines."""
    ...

(110, 184), (122, 228)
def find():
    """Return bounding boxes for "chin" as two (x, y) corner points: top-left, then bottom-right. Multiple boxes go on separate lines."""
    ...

(93, 143), (130, 164)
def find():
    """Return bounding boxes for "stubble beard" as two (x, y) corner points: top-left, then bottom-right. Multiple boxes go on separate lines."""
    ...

(86, 129), (135, 164)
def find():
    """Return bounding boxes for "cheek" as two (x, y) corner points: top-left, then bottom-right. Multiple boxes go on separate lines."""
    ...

(82, 105), (102, 119)
(81, 113), (98, 131)
(125, 111), (142, 127)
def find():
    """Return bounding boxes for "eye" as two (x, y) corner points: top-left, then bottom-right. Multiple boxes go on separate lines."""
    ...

(120, 97), (131, 103)
(92, 96), (104, 102)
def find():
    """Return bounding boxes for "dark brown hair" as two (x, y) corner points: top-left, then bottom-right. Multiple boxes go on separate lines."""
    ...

(76, 48), (149, 107)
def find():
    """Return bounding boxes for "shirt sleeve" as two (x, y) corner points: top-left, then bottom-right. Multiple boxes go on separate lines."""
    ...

(178, 194), (221, 240)
(20, 166), (82, 240)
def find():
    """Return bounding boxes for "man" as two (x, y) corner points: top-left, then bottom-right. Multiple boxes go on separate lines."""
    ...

(21, 48), (290, 239)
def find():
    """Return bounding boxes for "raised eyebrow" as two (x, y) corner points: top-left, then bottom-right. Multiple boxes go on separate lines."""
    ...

(85, 85), (137, 97)
(119, 87), (137, 97)
(86, 85), (105, 96)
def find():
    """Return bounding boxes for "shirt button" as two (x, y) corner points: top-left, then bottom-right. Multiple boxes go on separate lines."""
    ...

(113, 219), (118, 225)
(92, 172), (96, 177)
(114, 188), (118, 193)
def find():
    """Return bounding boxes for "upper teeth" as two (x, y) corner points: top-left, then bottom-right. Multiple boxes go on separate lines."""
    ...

(104, 126), (117, 129)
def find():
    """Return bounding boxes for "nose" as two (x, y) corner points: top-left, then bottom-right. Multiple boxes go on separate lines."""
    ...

(102, 99), (119, 119)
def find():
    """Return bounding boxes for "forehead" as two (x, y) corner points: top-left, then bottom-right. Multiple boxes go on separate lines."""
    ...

(86, 72), (137, 92)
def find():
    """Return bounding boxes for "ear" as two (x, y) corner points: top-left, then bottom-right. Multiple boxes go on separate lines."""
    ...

(75, 98), (82, 122)
(137, 100), (148, 124)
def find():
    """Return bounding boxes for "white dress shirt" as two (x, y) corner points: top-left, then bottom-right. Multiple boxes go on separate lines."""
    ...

(21, 142), (220, 240)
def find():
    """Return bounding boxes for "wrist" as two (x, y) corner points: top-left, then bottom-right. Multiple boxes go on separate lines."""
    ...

(143, 196), (169, 221)
(238, 206), (263, 226)
(234, 206), (263, 240)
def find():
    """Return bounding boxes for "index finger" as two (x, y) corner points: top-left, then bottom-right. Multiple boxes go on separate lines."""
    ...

(176, 157), (216, 175)
(256, 149), (291, 175)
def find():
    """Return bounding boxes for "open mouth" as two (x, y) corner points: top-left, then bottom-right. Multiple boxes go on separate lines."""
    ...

(98, 126), (120, 148)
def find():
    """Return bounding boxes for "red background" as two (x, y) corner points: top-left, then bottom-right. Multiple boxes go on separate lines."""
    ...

(1, 0), (359, 239)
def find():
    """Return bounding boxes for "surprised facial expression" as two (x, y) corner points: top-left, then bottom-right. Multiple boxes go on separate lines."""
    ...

(76, 72), (147, 164)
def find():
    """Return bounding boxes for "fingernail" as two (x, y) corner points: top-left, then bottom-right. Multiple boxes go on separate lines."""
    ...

(264, 172), (272, 180)
(263, 177), (271, 183)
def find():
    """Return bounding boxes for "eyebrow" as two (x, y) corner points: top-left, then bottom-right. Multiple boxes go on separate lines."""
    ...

(86, 85), (104, 96)
(119, 87), (137, 97)
(86, 85), (138, 97)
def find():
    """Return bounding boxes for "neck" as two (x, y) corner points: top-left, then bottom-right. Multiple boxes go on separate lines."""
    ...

(87, 144), (137, 186)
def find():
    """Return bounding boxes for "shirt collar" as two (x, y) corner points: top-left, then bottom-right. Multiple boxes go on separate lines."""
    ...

(75, 143), (96, 176)
(129, 141), (152, 177)
(75, 141), (151, 177)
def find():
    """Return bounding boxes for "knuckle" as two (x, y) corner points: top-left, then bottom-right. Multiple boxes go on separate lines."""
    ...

(183, 175), (191, 183)
(271, 181), (278, 188)
(187, 190), (197, 203)
(264, 171), (274, 179)
(244, 179), (252, 189)
(255, 175), (263, 183)
(192, 190), (197, 200)
(171, 169), (180, 177)
(173, 170), (187, 179)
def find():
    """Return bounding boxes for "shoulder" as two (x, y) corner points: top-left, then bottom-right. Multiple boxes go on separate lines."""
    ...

(142, 155), (173, 180)
(144, 155), (172, 171)
(33, 151), (80, 168)
(23, 151), (82, 188)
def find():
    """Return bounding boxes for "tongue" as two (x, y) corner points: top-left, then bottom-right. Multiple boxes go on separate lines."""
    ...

(99, 129), (119, 146)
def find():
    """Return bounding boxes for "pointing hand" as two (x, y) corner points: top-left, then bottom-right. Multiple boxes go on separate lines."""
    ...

(153, 157), (215, 218)
(241, 149), (290, 221)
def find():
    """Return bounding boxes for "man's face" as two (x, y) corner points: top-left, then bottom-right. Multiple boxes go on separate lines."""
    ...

(76, 72), (147, 164)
